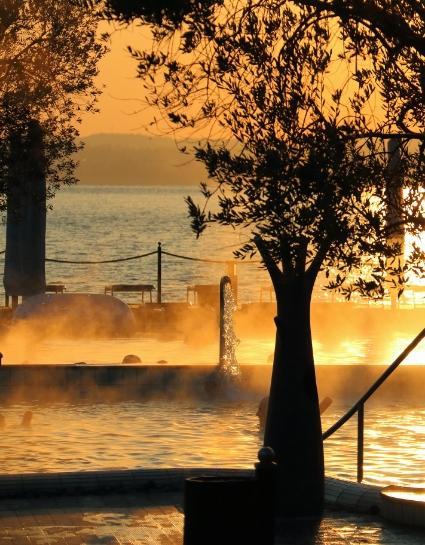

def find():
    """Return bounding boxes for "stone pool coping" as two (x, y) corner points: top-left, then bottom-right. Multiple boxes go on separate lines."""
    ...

(2, 364), (425, 403)
(0, 468), (381, 514)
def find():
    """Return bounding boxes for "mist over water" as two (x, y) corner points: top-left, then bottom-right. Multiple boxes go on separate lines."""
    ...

(0, 185), (423, 365)
(0, 186), (423, 488)
(0, 328), (424, 365)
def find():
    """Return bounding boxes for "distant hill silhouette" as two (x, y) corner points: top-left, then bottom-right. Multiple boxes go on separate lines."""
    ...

(76, 133), (207, 185)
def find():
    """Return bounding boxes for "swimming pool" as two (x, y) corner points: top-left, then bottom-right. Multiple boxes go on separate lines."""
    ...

(1, 399), (423, 489)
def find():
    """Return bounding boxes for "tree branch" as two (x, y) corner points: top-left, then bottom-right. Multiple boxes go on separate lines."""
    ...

(254, 234), (282, 289)
(307, 237), (332, 283)
(298, 0), (425, 56)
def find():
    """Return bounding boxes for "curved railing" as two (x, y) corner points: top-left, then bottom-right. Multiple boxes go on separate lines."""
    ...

(322, 327), (425, 482)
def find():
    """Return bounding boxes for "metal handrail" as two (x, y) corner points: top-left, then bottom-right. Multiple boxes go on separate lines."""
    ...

(322, 327), (425, 482)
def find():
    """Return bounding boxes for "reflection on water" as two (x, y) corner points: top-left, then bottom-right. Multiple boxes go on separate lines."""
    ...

(1, 331), (424, 365)
(275, 512), (425, 545)
(0, 400), (423, 488)
(382, 488), (425, 501)
(322, 403), (425, 487)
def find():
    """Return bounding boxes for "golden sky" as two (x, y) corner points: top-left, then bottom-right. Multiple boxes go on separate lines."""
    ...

(80, 18), (384, 138)
(79, 23), (154, 137)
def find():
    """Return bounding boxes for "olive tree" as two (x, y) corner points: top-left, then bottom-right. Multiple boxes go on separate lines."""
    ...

(101, 0), (425, 123)
(123, 0), (425, 515)
(82, 0), (425, 515)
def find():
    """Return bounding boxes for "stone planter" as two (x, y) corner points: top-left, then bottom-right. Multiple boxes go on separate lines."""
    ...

(380, 486), (425, 527)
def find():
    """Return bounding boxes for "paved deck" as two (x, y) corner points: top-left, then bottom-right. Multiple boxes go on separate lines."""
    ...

(0, 491), (183, 545)
(0, 468), (423, 544)
(0, 490), (425, 545)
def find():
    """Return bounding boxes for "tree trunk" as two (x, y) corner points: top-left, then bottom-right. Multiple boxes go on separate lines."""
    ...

(264, 274), (324, 517)
(4, 121), (46, 301)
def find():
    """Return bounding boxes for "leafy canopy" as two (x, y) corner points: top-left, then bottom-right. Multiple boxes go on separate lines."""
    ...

(0, 0), (106, 209)
(128, 0), (425, 298)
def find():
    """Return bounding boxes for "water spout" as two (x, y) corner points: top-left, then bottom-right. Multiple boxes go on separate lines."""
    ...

(218, 276), (240, 378)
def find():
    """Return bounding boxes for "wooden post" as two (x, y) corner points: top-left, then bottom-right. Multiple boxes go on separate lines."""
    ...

(157, 242), (162, 304)
(357, 404), (364, 483)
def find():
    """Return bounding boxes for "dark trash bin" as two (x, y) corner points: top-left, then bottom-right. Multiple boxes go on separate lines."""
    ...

(184, 475), (259, 545)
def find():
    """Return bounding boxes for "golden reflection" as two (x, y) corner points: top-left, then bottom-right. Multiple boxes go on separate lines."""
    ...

(0, 328), (423, 365)
(382, 488), (425, 502)
(385, 338), (425, 366)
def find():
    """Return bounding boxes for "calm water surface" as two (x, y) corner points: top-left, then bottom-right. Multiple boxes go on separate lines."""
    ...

(29, 185), (264, 301)
(1, 184), (422, 305)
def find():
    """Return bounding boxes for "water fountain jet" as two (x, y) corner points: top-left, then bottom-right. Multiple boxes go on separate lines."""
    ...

(204, 276), (241, 396)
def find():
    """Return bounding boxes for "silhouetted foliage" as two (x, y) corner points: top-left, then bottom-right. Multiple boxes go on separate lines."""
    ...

(105, 0), (218, 27)
(101, 0), (425, 119)
(133, 1), (424, 298)
(0, 0), (106, 211)
(129, 0), (424, 515)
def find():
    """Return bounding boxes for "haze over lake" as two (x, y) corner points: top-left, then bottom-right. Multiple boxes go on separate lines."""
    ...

(0, 184), (423, 367)
(76, 134), (206, 186)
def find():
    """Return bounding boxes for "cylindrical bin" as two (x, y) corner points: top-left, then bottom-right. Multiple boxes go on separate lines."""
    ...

(183, 475), (258, 545)
(255, 447), (277, 544)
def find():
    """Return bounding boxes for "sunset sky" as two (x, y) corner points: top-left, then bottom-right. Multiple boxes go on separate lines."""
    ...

(80, 19), (383, 139)
(80, 23), (154, 137)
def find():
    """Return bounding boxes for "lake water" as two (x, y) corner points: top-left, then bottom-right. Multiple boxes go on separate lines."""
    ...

(2, 183), (422, 304)
(34, 184), (268, 302)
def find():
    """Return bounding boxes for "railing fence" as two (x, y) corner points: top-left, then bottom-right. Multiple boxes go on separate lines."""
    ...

(322, 328), (425, 482)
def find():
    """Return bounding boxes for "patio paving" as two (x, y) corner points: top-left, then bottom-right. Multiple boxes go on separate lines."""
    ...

(0, 491), (424, 545)
(0, 492), (182, 545)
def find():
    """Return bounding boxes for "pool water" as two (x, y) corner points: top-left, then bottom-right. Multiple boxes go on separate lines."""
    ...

(1, 399), (423, 488)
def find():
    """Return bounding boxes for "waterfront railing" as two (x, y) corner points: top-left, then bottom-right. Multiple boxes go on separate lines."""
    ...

(43, 241), (248, 304)
(1, 242), (424, 306)
(0, 242), (251, 306)
(322, 328), (425, 483)
(45, 242), (238, 304)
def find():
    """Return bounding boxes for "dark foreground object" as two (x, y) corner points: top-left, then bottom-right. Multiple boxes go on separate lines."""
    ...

(184, 449), (277, 545)
(184, 476), (260, 545)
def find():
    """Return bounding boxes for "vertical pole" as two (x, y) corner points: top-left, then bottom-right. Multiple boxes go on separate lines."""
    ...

(386, 138), (404, 309)
(357, 404), (364, 483)
(157, 242), (162, 304)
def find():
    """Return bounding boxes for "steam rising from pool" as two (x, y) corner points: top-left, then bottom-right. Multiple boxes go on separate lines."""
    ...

(0, 290), (422, 369)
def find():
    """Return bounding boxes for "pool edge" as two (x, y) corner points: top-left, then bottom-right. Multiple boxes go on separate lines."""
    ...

(0, 468), (381, 515)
